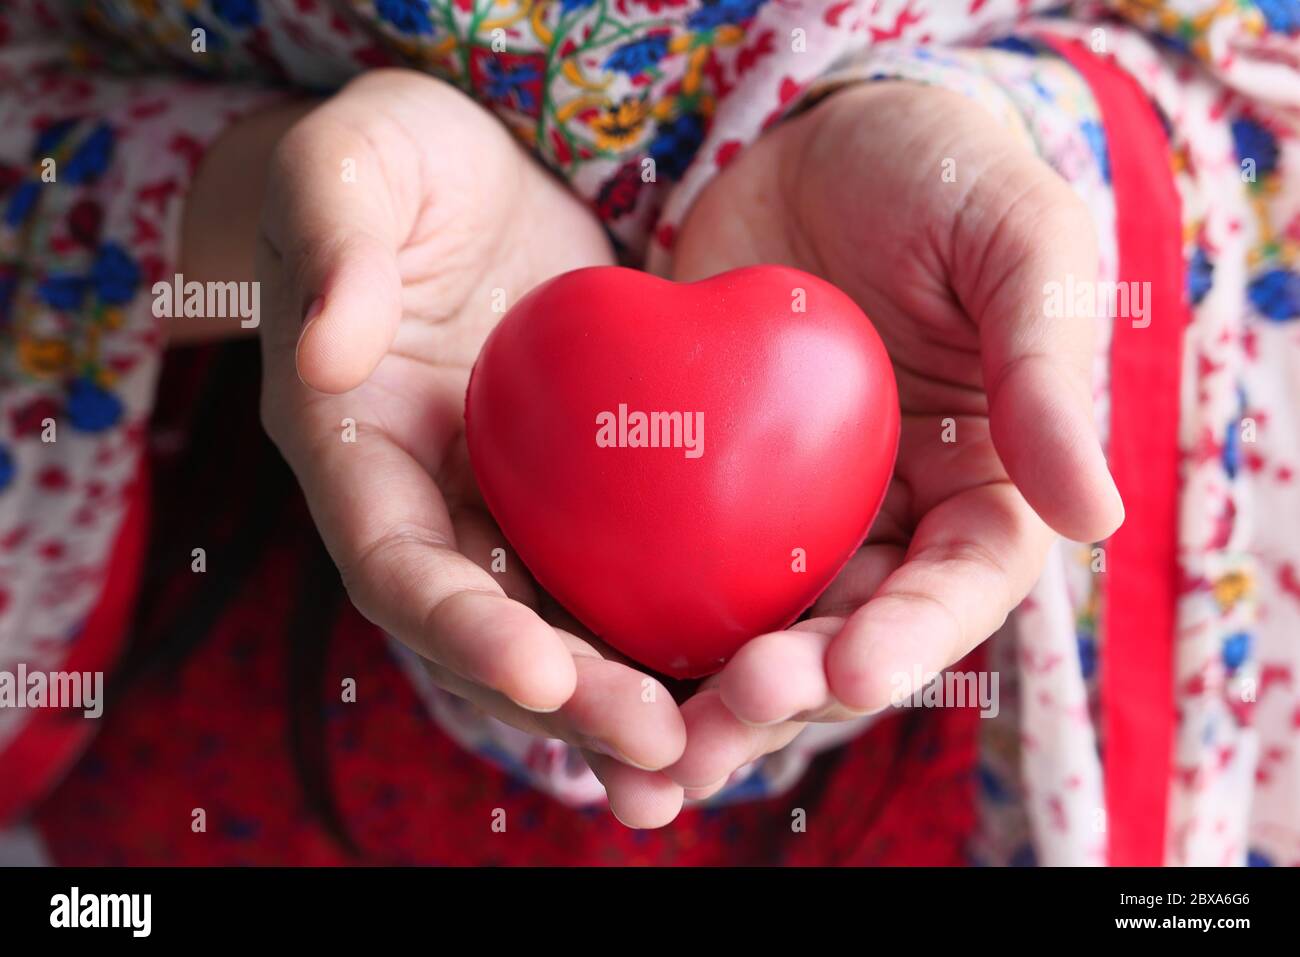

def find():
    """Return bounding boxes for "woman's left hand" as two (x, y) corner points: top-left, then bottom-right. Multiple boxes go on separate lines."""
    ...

(663, 81), (1124, 797)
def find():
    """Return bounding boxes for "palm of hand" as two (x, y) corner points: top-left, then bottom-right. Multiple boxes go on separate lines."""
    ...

(662, 83), (1121, 749)
(262, 73), (698, 829)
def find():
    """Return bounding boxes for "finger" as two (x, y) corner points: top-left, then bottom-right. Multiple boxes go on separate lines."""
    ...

(826, 482), (1051, 712)
(278, 415), (577, 713)
(422, 643), (685, 771)
(422, 590), (578, 712)
(558, 654), (686, 771)
(719, 545), (901, 726)
(718, 627), (834, 728)
(683, 782), (728, 802)
(665, 689), (805, 791)
(720, 624), (894, 726)
(956, 156), (1124, 543)
(583, 751), (684, 829)
(421, 656), (687, 821)
(261, 104), (414, 393)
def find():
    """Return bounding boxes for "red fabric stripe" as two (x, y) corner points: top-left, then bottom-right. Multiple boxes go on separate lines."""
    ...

(1044, 37), (1186, 866)
(0, 463), (149, 826)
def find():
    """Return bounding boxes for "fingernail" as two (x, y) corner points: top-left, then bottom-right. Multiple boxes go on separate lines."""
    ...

(509, 696), (562, 715)
(302, 296), (324, 329)
(686, 775), (729, 796)
(588, 739), (658, 772)
(733, 713), (792, 729)
(295, 298), (326, 389)
(831, 695), (890, 718)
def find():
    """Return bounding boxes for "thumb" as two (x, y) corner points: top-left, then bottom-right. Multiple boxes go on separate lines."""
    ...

(956, 156), (1124, 543)
(262, 115), (408, 394)
(293, 234), (404, 394)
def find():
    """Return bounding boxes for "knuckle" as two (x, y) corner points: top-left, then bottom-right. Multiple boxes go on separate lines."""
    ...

(267, 111), (321, 176)
(1044, 184), (1098, 256)
(336, 522), (453, 612)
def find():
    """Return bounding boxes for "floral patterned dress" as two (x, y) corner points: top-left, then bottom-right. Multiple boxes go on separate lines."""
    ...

(0, 0), (1297, 865)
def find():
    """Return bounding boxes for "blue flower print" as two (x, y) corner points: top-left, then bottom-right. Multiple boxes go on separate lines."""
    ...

(687, 0), (767, 30)
(187, 14), (230, 51)
(1080, 119), (1110, 183)
(375, 0), (433, 35)
(67, 378), (124, 433)
(1231, 116), (1279, 177)
(988, 36), (1038, 57)
(37, 274), (88, 310)
(1077, 631), (1097, 680)
(1221, 632), (1251, 672)
(648, 113), (705, 180)
(1188, 246), (1214, 305)
(91, 242), (141, 305)
(978, 765), (1012, 803)
(212, 0), (261, 28)
(1248, 268), (1299, 321)
(605, 34), (670, 76)
(484, 59), (542, 113)
(0, 445), (14, 492)
(3, 181), (39, 227)
(64, 123), (115, 185)
(1223, 416), (1241, 479)
(32, 118), (79, 161)
(1256, 0), (1299, 34)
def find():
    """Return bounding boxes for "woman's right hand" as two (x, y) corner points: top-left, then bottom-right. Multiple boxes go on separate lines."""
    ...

(256, 69), (688, 827)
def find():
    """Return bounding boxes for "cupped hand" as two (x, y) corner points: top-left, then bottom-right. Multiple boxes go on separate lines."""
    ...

(256, 69), (686, 827)
(664, 81), (1124, 794)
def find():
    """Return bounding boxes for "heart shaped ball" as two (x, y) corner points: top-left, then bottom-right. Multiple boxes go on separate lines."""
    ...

(465, 265), (899, 678)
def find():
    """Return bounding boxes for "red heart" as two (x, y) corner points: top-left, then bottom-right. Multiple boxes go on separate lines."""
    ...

(466, 266), (899, 678)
